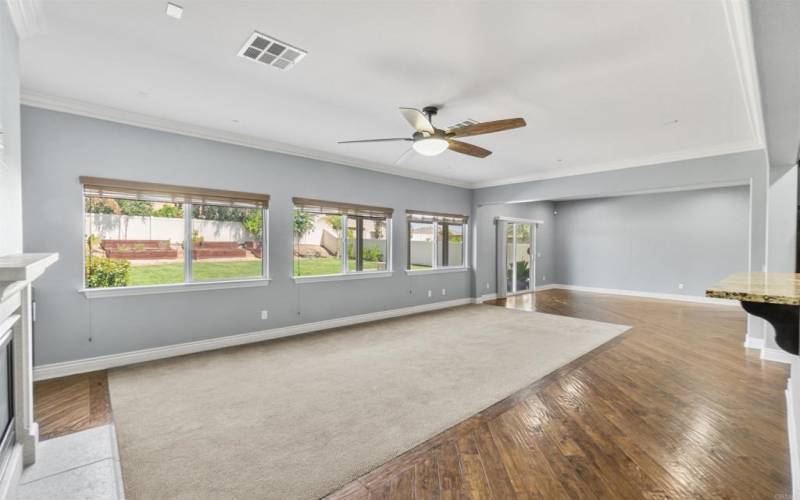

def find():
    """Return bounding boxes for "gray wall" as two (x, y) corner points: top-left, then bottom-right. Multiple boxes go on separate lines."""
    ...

(0, 2), (22, 256)
(473, 202), (555, 297)
(21, 107), (473, 366)
(552, 186), (749, 296)
(473, 150), (769, 340)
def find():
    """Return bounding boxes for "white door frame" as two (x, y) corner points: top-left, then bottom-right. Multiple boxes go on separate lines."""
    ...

(495, 217), (541, 297)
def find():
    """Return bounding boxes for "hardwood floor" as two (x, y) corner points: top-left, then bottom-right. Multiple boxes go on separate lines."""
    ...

(326, 289), (791, 499)
(33, 370), (111, 440)
(32, 289), (792, 498)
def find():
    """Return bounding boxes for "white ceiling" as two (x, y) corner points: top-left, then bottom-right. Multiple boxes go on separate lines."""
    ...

(20, 0), (763, 188)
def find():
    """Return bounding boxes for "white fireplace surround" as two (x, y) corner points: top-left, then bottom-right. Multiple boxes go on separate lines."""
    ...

(0, 253), (58, 498)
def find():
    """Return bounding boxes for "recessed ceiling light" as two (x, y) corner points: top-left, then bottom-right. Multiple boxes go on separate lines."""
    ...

(165, 2), (183, 19)
(237, 31), (307, 71)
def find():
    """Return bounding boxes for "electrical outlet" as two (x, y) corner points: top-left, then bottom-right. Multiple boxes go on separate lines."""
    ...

(542, 275), (547, 281)
(427, 290), (432, 298)
(486, 282), (490, 289)
(441, 288), (446, 295)
(261, 310), (269, 320)
(537, 252), (542, 258)
(678, 283), (684, 290)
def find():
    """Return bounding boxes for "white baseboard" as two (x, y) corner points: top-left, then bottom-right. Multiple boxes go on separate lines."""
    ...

(544, 284), (738, 306)
(0, 445), (22, 500)
(743, 335), (765, 349)
(787, 377), (800, 499)
(474, 293), (497, 304)
(33, 297), (474, 381)
(761, 347), (797, 364)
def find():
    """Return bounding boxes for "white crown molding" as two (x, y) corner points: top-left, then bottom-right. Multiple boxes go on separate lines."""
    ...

(5, 0), (46, 39)
(471, 141), (764, 189)
(19, 91), (472, 189)
(722, 0), (767, 150)
(22, 84), (764, 191)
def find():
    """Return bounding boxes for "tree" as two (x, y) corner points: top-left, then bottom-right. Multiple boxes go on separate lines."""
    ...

(294, 210), (315, 239)
(191, 205), (248, 221)
(244, 210), (263, 239)
(152, 204), (183, 218)
(324, 214), (342, 236)
(85, 197), (119, 214)
(117, 200), (153, 216)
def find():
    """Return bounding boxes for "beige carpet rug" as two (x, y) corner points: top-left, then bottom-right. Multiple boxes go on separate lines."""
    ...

(108, 305), (629, 499)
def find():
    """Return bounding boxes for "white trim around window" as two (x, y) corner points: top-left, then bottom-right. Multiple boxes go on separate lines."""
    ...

(80, 277), (271, 298)
(80, 178), (270, 294)
(406, 214), (469, 273)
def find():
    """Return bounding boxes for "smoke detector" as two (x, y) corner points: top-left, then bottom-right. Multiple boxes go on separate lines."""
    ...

(238, 31), (307, 71)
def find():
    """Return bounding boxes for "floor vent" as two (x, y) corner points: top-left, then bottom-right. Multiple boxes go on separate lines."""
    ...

(237, 31), (307, 71)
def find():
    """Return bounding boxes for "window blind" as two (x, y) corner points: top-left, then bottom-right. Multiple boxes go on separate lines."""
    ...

(292, 197), (393, 218)
(80, 177), (269, 208)
(406, 210), (469, 224)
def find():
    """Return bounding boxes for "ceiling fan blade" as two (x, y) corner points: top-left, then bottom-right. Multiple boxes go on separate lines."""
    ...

(394, 146), (415, 165)
(399, 108), (435, 134)
(337, 138), (412, 144)
(448, 118), (526, 138)
(448, 140), (492, 158)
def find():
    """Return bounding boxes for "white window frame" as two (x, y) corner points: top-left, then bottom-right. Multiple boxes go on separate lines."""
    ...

(80, 197), (270, 298)
(292, 211), (393, 283)
(406, 218), (469, 274)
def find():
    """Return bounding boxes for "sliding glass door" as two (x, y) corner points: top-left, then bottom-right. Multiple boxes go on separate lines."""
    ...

(505, 222), (534, 295)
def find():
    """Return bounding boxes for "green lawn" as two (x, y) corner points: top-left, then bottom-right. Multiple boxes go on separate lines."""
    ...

(294, 256), (383, 276)
(122, 257), (387, 286)
(128, 261), (262, 286)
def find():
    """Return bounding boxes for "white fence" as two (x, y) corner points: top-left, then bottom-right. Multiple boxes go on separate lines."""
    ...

(410, 241), (464, 267)
(85, 214), (256, 243)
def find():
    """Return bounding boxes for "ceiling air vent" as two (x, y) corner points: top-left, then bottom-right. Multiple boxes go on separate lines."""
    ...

(447, 119), (479, 131)
(237, 31), (307, 71)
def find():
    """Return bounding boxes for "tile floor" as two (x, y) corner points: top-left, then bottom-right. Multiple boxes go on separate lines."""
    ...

(13, 425), (124, 499)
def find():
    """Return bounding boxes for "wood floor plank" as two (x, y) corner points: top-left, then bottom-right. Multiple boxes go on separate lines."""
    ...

(414, 453), (441, 500)
(34, 370), (112, 440)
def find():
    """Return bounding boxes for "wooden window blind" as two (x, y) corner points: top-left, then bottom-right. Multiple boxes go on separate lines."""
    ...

(80, 177), (269, 208)
(406, 210), (468, 224)
(292, 197), (393, 218)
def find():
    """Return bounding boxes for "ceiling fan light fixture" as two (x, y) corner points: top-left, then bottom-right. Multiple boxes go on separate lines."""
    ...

(412, 137), (449, 156)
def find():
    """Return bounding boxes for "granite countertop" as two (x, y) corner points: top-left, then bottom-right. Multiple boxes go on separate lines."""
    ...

(706, 272), (800, 305)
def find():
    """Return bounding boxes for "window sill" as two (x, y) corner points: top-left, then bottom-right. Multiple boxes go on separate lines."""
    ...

(293, 271), (393, 284)
(405, 267), (470, 276)
(79, 278), (271, 299)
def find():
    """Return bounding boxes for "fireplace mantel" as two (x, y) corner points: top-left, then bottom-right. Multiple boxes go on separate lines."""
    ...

(0, 253), (58, 498)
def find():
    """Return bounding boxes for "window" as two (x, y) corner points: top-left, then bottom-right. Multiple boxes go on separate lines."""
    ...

(407, 210), (468, 270)
(81, 177), (268, 289)
(293, 197), (392, 277)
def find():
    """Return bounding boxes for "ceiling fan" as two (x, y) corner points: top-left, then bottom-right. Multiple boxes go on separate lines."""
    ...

(337, 106), (526, 158)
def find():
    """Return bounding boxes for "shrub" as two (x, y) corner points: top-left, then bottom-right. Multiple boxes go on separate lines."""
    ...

(192, 230), (204, 246)
(363, 246), (384, 262)
(86, 234), (101, 252)
(86, 257), (130, 288)
(152, 204), (183, 218)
